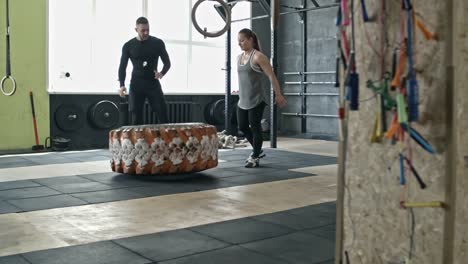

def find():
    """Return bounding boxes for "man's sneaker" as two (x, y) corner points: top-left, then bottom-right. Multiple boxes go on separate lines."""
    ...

(245, 150), (265, 163)
(245, 157), (260, 168)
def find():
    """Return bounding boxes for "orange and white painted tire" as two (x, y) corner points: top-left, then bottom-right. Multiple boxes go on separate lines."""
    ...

(109, 123), (218, 175)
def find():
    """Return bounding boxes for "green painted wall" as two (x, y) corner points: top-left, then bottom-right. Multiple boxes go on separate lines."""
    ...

(0, 0), (49, 151)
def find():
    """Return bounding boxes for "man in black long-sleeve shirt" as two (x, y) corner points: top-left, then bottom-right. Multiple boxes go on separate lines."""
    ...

(118, 17), (171, 125)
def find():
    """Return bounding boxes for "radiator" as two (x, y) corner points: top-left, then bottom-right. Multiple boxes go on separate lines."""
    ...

(142, 101), (194, 124)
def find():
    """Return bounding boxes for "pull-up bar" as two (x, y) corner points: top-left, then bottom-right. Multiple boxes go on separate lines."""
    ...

(191, 0), (339, 38)
(231, 3), (340, 23)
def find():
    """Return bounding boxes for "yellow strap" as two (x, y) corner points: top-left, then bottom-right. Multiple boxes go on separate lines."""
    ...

(403, 201), (444, 208)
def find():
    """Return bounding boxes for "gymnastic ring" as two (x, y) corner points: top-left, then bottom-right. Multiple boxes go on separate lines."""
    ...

(1, 75), (16, 96)
(192, 0), (231, 38)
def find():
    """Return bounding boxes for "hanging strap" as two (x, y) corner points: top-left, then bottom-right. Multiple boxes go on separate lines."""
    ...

(1, 0), (16, 96)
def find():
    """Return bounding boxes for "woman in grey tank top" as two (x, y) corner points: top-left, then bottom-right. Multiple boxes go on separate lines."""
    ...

(237, 28), (287, 168)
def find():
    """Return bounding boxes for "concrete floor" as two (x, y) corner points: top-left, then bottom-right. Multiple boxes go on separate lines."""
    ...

(0, 137), (338, 263)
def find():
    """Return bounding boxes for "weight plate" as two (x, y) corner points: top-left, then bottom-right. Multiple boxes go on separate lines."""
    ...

(204, 101), (214, 125)
(210, 99), (225, 125)
(54, 104), (85, 132)
(88, 100), (119, 129)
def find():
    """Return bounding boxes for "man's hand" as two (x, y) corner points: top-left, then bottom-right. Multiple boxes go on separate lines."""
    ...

(154, 72), (164, 79)
(119, 86), (127, 97)
(275, 94), (287, 108)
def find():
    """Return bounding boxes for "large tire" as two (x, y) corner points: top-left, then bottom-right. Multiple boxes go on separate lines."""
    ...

(109, 123), (218, 175)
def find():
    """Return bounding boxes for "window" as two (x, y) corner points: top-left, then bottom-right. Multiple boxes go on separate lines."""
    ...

(48, 0), (251, 95)
(229, 1), (252, 93)
(190, 45), (225, 93)
(48, 0), (93, 93)
(161, 44), (188, 93)
(148, 0), (189, 41)
(93, 0), (143, 91)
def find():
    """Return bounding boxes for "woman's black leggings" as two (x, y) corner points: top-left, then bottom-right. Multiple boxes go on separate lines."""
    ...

(237, 102), (266, 158)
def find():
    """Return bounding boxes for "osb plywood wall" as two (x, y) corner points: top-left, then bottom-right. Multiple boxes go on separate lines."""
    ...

(340, 0), (459, 263)
(453, 1), (468, 263)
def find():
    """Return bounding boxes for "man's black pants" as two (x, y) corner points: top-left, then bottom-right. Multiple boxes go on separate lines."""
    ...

(129, 79), (168, 125)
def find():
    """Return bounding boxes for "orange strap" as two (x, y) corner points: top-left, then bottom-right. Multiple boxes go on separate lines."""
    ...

(415, 18), (436, 40)
(385, 114), (400, 139)
(391, 49), (407, 88)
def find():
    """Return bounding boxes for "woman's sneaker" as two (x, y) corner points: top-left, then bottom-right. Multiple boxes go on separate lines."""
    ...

(245, 150), (265, 163)
(245, 156), (260, 168)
